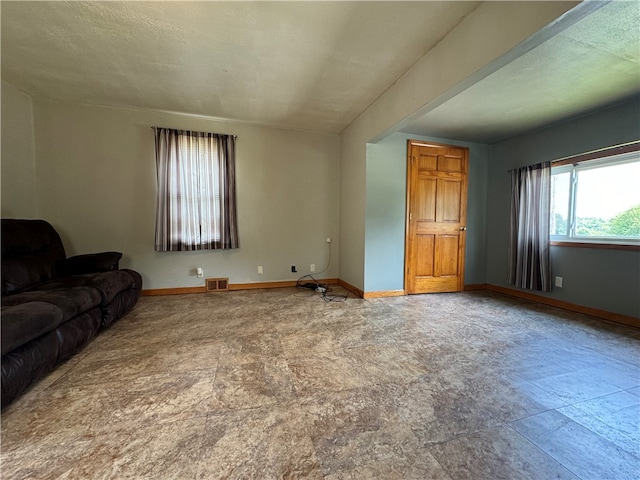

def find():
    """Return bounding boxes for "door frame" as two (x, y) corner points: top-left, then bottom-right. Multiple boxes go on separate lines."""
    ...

(404, 139), (469, 294)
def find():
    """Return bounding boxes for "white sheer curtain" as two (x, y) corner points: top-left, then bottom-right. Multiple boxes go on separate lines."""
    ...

(508, 161), (551, 291)
(154, 128), (238, 252)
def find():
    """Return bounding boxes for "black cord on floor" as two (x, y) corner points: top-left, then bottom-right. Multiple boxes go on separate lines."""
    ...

(295, 242), (357, 302)
(295, 274), (355, 302)
(295, 274), (325, 289)
(321, 286), (351, 303)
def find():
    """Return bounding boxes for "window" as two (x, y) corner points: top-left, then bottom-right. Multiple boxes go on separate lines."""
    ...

(154, 128), (239, 252)
(551, 146), (640, 245)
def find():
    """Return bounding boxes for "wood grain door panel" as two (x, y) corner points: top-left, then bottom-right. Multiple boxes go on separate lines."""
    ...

(415, 235), (435, 277)
(416, 177), (437, 221)
(440, 180), (462, 222)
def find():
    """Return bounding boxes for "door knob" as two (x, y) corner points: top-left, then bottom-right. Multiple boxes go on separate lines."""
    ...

(460, 226), (467, 231)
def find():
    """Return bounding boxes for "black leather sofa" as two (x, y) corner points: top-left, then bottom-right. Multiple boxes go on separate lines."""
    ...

(1, 219), (142, 407)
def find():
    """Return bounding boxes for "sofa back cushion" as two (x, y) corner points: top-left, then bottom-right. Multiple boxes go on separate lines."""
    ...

(1, 219), (67, 296)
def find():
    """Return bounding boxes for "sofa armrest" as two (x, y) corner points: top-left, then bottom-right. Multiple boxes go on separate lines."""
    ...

(63, 252), (123, 275)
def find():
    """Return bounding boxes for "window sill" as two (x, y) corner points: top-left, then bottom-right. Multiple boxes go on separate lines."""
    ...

(550, 241), (640, 252)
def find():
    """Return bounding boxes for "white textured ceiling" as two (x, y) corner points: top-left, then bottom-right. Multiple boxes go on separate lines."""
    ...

(2, 1), (638, 141)
(400, 0), (640, 143)
(1, 1), (480, 134)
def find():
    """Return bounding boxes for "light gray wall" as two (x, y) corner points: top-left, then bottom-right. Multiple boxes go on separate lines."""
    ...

(364, 137), (407, 292)
(365, 132), (489, 292)
(339, 2), (575, 291)
(32, 101), (340, 290)
(486, 98), (640, 318)
(1, 79), (38, 218)
(338, 130), (366, 290)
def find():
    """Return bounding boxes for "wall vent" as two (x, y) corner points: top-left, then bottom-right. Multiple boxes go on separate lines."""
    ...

(206, 277), (229, 292)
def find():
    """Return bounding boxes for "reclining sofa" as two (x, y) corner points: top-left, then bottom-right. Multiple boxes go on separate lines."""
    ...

(1, 219), (142, 407)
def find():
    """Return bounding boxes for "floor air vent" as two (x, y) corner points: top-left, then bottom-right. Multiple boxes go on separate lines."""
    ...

(206, 278), (229, 292)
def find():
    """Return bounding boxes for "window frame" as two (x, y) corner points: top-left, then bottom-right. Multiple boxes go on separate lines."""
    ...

(550, 141), (640, 250)
(153, 127), (238, 252)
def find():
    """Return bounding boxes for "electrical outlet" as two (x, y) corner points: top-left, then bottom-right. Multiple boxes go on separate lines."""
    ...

(258, 266), (263, 275)
(326, 237), (332, 243)
(555, 276), (563, 288)
(197, 267), (204, 278)
(291, 265), (297, 273)
(310, 264), (316, 272)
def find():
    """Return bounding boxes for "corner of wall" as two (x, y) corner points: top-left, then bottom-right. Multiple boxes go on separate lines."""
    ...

(1, 79), (38, 218)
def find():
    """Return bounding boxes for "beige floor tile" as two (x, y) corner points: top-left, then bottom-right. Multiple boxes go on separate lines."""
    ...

(2, 288), (638, 480)
(197, 402), (323, 479)
(428, 424), (580, 480)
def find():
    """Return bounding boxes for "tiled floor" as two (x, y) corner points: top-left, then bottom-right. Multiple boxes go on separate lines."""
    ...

(1, 288), (639, 479)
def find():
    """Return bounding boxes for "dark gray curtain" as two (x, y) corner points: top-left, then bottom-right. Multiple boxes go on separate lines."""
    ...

(154, 128), (238, 252)
(508, 161), (551, 291)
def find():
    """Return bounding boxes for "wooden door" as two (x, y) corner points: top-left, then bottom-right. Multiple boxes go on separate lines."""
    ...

(405, 140), (468, 294)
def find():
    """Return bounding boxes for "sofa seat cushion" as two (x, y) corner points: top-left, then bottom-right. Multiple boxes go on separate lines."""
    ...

(34, 271), (135, 306)
(1, 330), (60, 408)
(1, 302), (64, 354)
(1, 286), (102, 322)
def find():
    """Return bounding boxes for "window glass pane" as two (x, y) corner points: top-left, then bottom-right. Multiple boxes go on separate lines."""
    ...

(574, 161), (640, 238)
(551, 171), (570, 236)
